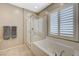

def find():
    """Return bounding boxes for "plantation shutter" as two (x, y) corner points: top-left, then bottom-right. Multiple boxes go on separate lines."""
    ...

(60, 5), (74, 37)
(50, 12), (58, 35)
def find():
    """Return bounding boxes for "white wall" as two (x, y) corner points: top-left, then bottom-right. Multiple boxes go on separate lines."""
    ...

(0, 4), (24, 50)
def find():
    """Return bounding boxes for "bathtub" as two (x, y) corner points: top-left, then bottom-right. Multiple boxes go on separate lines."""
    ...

(30, 37), (78, 56)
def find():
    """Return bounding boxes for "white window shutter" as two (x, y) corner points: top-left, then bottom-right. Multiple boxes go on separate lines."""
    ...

(50, 12), (58, 35)
(60, 6), (74, 37)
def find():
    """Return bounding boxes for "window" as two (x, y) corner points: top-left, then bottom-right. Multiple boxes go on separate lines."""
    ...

(48, 4), (77, 41)
(49, 12), (58, 35)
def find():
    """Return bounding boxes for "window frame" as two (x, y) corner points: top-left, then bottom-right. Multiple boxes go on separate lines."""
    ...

(49, 11), (59, 35)
(48, 4), (79, 42)
(48, 9), (60, 38)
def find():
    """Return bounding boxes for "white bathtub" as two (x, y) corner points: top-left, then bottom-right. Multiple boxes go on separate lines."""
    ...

(30, 37), (79, 56)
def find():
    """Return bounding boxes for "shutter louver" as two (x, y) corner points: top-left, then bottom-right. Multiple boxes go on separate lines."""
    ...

(60, 6), (74, 37)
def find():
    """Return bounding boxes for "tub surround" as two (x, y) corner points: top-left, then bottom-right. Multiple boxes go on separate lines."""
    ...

(31, 37), (79, 56)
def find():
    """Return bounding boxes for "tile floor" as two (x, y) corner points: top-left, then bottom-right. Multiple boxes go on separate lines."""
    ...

(0, 44), (34, 56)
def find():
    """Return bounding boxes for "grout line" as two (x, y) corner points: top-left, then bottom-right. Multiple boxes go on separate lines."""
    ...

(23, 8), (24, 44)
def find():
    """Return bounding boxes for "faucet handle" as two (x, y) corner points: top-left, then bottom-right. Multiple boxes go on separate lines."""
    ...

(60, 50), (65, 56)
(55, 52), (57, 56)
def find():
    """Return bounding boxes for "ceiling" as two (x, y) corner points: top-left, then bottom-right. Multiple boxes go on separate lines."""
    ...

(10, 3), (51, 13)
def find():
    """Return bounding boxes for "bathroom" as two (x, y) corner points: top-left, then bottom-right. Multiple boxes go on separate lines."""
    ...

(0, 3), (79, 56)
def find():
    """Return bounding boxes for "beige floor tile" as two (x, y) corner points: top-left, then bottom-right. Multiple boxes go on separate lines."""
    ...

(0, 44), (34, 56)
